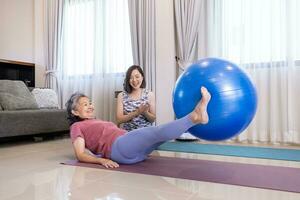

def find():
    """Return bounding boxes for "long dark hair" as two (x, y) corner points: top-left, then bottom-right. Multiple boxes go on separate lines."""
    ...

(65, 93), (88, 126)
(123, 65), (146, 93)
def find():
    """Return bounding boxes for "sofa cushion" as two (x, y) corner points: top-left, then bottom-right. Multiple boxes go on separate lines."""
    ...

(32, 88), (59, 109)
(0, 80), (38, 110)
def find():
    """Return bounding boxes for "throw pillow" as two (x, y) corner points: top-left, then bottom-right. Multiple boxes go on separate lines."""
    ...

(0, 80), (38, 110)
(31, 88), (59, 109)
(0, 92), (39, 110)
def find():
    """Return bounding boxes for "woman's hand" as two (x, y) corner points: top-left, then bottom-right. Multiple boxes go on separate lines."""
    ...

(100, 159), (120, 168)
(137, 103), (150, 115)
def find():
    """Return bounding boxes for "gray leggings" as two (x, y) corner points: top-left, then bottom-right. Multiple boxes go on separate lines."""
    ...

(110, 115), (195, 164)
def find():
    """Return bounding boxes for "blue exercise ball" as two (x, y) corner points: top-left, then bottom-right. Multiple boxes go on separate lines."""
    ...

(173, 57), (257, 141)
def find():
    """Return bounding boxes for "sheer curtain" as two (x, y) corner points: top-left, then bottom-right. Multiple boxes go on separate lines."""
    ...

(207, 0), (300, 144)
(58, 0), (133, 121)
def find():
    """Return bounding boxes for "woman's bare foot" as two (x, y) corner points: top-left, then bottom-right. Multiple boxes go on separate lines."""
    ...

(190, 87), (211, 124)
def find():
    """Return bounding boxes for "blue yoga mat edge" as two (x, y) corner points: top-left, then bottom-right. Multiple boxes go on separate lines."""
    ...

(157, 142), (300, 162)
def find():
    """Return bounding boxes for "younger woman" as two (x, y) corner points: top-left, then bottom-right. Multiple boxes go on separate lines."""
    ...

(116, 65), (155, 131)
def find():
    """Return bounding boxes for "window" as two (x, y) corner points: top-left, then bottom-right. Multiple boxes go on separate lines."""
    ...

(61, 0), (133, 76)
(213, 0), (300, 66)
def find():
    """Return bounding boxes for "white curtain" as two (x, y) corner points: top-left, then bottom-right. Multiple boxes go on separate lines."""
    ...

(43, 0), (63, 100)
(207, 0), (300, 144)
(59, 0), (133, 122)
(128, 0), (156, 92)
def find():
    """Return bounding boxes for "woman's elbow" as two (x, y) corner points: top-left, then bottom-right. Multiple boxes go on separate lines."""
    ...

(116, 116), (123, 125)
(75, 153), (81, 160)
(150, 115), (156, 123)
(75, 151), (85, 162)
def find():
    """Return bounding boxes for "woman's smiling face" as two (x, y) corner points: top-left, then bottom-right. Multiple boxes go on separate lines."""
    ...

(129, 69), (144, 90)
(72, 97), (95, 119)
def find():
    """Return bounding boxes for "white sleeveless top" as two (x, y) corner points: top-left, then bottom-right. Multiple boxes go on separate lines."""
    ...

(122, 89), (152, 131)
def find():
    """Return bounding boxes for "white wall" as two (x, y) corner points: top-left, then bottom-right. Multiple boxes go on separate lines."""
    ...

(0, 0), (34, 63)
(0, 0), (45, 87)
(155, 0), (177, 124)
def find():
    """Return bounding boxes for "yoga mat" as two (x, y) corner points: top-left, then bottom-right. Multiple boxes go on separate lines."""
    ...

(157, 142), (300, 162)
(62, 156), (300, 193)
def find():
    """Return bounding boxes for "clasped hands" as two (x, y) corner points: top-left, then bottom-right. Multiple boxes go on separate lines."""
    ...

(136, 103), (150, 115)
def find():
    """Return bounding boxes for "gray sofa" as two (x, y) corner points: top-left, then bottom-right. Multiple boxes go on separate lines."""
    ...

(0, 80), (69, 138)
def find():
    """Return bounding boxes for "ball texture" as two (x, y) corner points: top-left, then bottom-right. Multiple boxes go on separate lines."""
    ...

(173, 58), (257, 141)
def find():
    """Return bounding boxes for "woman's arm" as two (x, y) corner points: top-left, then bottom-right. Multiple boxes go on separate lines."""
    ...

(142, 91), (156, 122)
(73, 137), (119, 168)
(116, 92), (140, 125)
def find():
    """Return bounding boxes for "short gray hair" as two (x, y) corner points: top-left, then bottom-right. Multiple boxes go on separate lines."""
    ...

(65, 92), (88, 125)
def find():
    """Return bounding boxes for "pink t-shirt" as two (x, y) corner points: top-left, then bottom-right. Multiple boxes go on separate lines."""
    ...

(70, 119), (127, 158)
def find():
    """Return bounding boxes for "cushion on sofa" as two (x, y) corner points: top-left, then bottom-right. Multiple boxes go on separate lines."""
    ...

(0, 80), (38, 110)
(31, 88), (59, 109)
